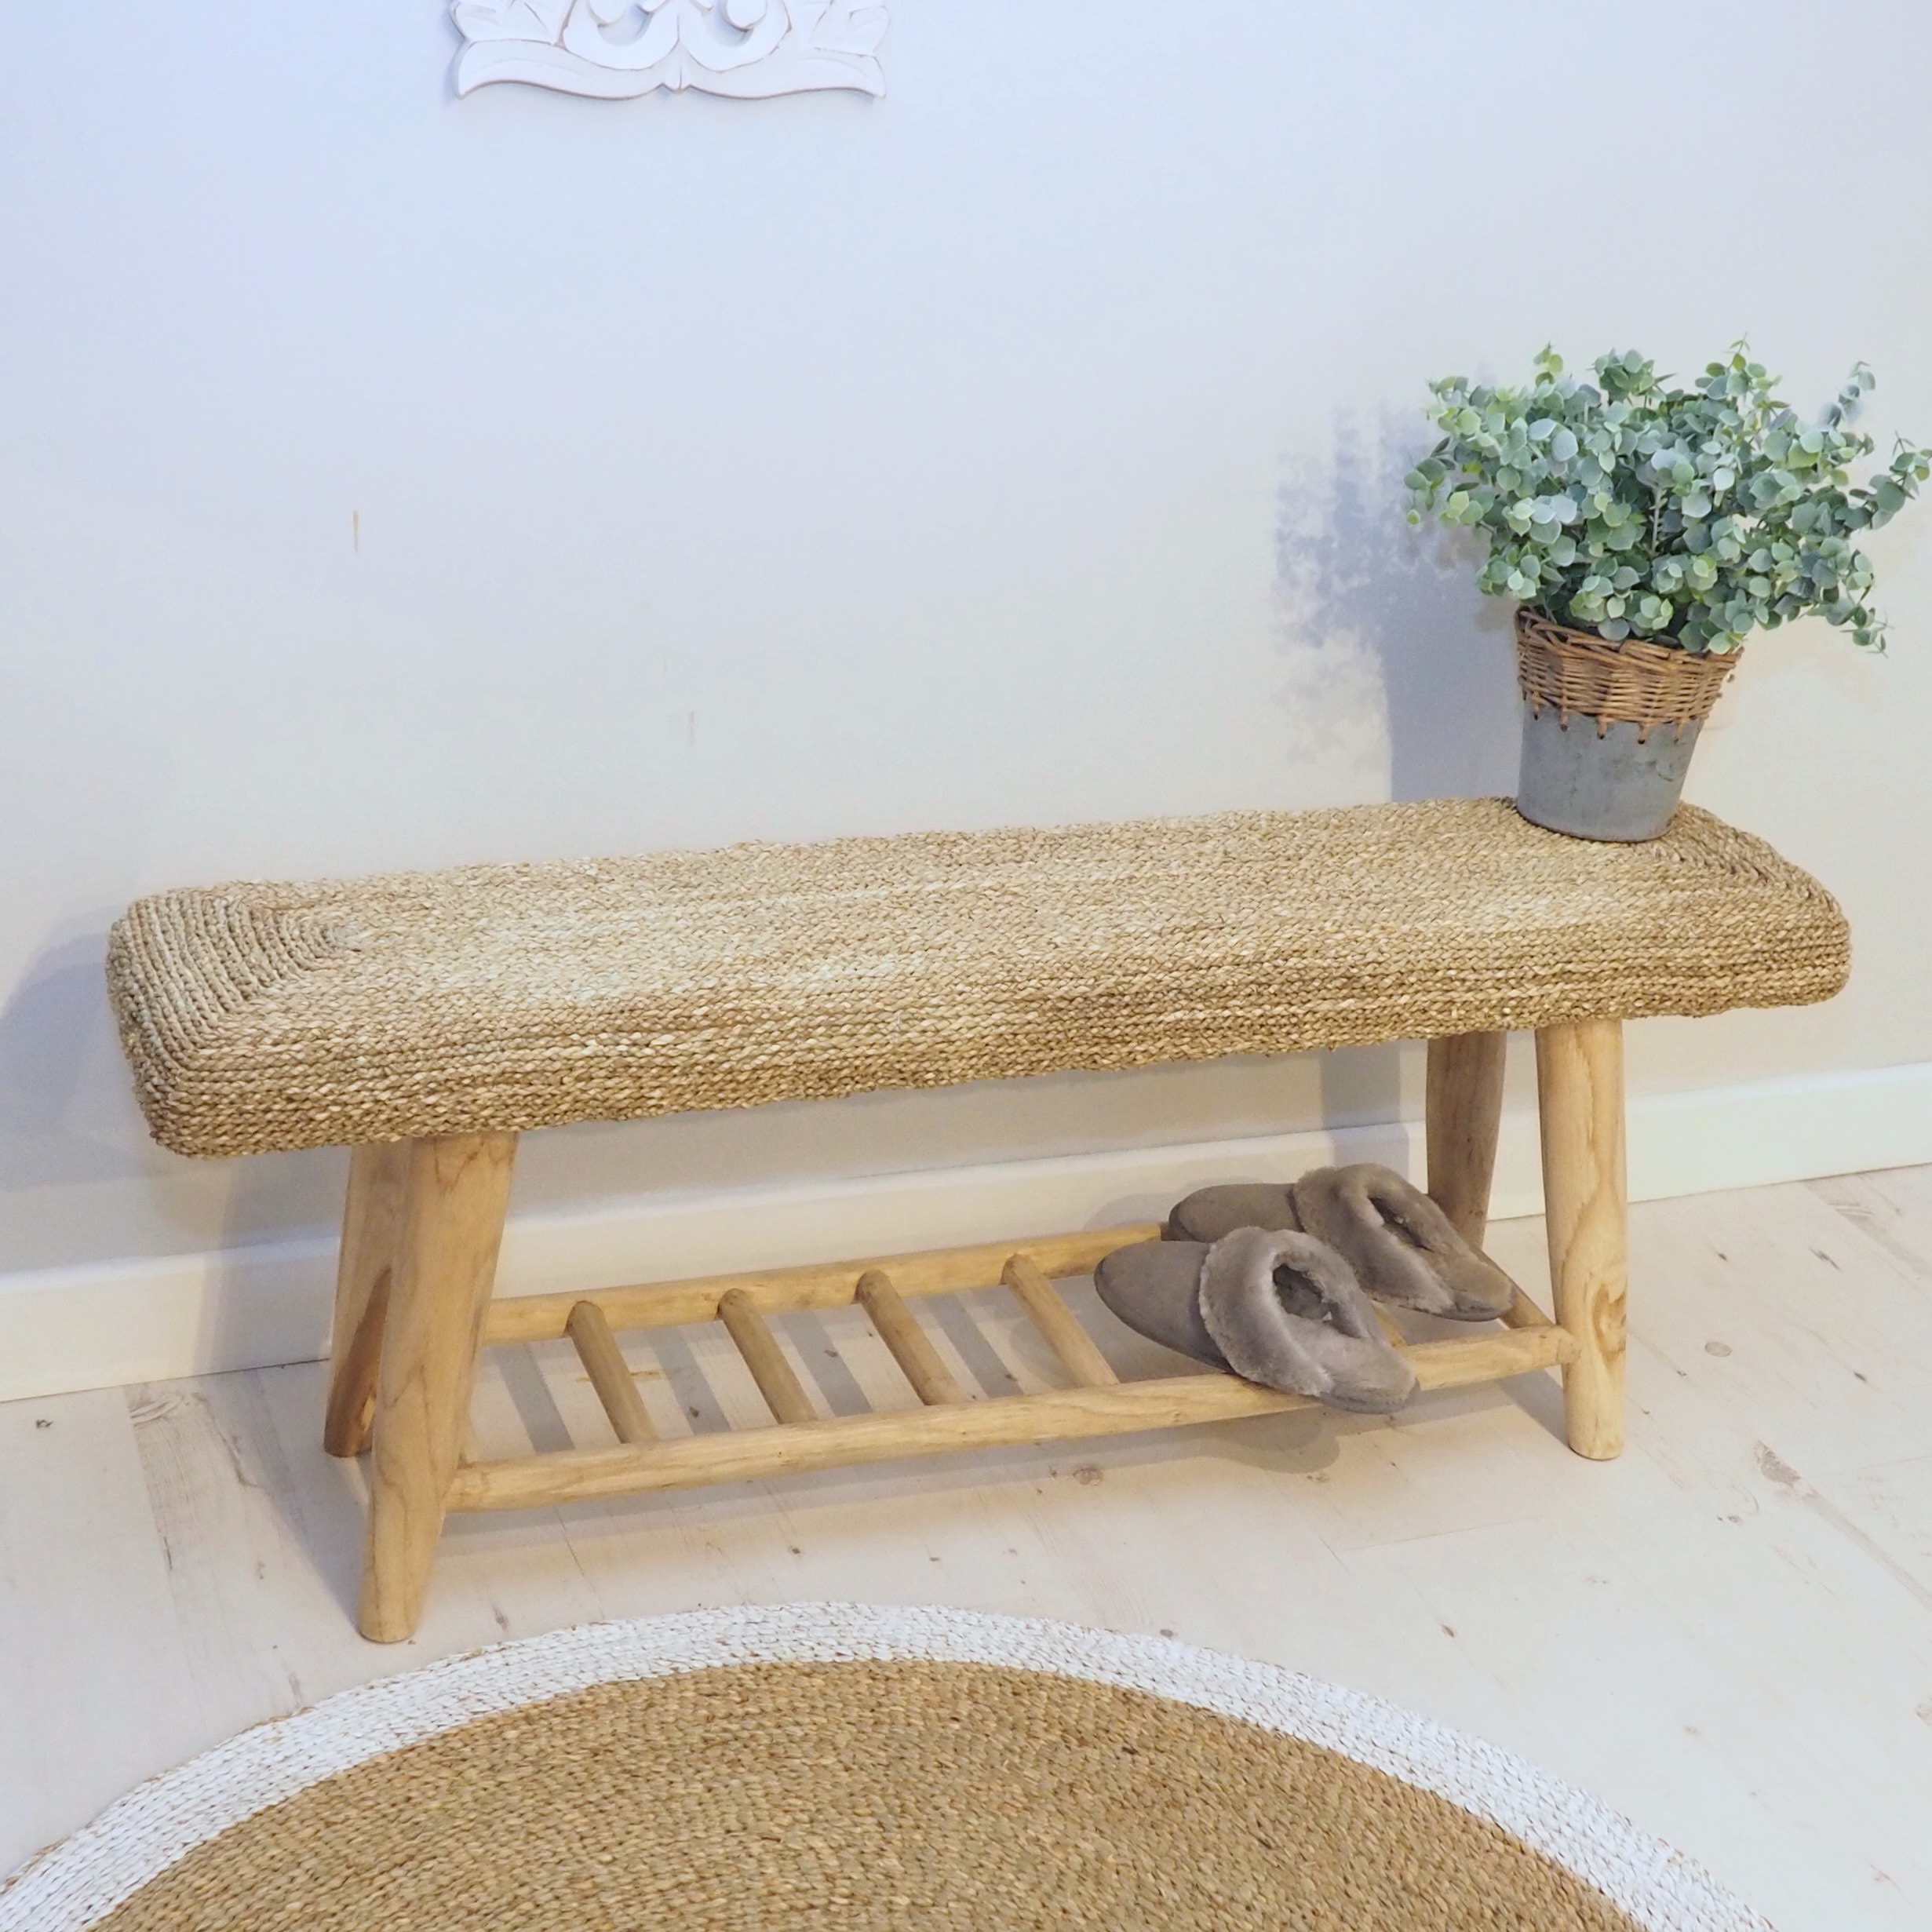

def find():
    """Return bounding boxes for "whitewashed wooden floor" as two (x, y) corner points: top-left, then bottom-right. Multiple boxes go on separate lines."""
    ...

(5, 1168), (1932, 1930)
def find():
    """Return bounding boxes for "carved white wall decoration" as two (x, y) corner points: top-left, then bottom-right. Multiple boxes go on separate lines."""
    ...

(451, 0), (888, 102)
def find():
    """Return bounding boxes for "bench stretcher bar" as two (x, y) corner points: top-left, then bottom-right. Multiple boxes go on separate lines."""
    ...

(447, 1233), (1576, 1515)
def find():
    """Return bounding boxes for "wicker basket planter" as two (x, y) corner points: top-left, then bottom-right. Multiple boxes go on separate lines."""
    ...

(1513, 610), (1740, 841)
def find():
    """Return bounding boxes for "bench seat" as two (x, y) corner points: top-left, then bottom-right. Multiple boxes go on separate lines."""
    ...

(108, 798), (1846, 1161)
(103, 794), (1850, 1641)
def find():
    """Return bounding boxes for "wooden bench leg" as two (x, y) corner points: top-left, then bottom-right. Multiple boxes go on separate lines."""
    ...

(359, 1132), (518, 1642)
(1533, 1020), (1628, 1460)
(1425, 1030), (1508, 1248)
(324, 1142), (412, 1458)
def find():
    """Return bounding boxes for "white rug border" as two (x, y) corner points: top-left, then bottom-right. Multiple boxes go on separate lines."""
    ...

(0, 1602), (1773, 1932)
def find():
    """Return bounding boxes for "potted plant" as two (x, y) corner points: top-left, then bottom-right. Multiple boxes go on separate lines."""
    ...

(1405, 347), (1930, 840)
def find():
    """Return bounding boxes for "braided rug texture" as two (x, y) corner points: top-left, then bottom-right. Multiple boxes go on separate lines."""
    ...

(107, 799), (1848, 1159)
(0, 1605), (1773, 1932)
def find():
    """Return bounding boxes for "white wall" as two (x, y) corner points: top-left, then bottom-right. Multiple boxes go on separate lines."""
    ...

(3, 3), (1930, 1336)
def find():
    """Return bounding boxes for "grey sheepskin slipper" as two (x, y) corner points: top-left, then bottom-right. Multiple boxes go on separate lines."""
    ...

(1198, 1228), (1418, 1414)
(1292, 1163), (1516, 1321)
(1165, 1183), (1300, 1244)
(1094, 1238), (1230, 1369)
(1095, 1229), (1418, 1414)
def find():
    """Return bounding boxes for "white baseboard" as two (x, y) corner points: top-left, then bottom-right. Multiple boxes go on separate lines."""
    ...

(4, 1061), (1928, 1405)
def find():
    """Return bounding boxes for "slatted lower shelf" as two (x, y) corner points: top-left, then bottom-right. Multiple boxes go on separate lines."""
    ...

(450, 1225), (1579, 1515)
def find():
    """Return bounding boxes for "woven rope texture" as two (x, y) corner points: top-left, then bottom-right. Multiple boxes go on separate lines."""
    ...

(107, 799), (1848, 1159)
(0, 1605), (1774, 1932)
(1516, 611), (1740, 739)
(84, 1660), (1644, 1932)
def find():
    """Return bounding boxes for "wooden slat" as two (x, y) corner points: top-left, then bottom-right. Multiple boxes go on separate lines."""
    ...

(361, 1131), (518, 1643)
(1001, 1254), (1119, 1387)
(483, 1224), (1161, 1345)
(1426, 1030), (1509, 1249)
(447, 1321), (1580, 1513)
(566, 1300), (656, 1445)
(1536, 1019), (1629, 1460)
(716, 1289), (816, 1427)
(855, 1269), (964, 1406)
(323, 1141), (411, 1458)
(1500, 1286), (1556, 1330)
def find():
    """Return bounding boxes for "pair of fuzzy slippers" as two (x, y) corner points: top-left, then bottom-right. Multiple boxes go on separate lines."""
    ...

(1094, 1165), (1515, 1416)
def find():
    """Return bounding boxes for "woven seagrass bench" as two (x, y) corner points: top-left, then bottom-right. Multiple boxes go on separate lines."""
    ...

(108, 799), (1847, 1641)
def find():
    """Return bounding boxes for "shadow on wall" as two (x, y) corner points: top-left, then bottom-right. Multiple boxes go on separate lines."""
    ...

(1272, 409), (1523, 1132)
(0, 665), (184, 1270)
(0, 667), (348, 1276)
(1275, 408), (1519, 804)
(0, 926), (344, 1268)
(0, 932), (144, 1190)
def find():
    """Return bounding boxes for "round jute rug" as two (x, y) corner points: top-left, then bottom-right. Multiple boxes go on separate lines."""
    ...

(2, 1605), (1770, 1932)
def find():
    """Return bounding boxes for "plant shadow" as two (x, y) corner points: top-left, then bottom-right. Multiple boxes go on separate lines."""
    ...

(1275, 407), (1521, 804)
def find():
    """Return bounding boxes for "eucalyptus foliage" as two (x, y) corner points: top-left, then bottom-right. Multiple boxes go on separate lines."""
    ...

(1405, 347), (1931, 653)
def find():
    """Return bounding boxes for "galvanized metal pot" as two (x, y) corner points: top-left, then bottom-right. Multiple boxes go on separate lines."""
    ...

(1516, 707), (1704, 841)
(1511, 611), (1739, 843)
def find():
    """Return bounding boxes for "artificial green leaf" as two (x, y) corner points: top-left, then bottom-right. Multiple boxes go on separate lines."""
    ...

(1406, 345), (1928, 653)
